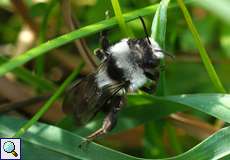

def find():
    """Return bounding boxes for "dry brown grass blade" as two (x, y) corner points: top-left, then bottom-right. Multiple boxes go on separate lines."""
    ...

(10, 0), (38, 33)
(51, 49), (91, 74)
(169, 113), (218, 140)
(0, 77), (64, 123)
(10, 0), (37, 56)
(60, 0), (97, 71)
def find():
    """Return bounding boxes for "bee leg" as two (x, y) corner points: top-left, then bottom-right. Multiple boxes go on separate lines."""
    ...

(94, 30), (110, 61)
(144, 70), (160, 81)
(142, 71), (160, 93)
(80, 97), (123, 148)
(78, 138), (91, 150)
(94, 30), (110, 62)
(78, 107), (119, 149)
(87, 107), (119, 140)
(140, 86), (153, 93)
(94, 48), (109, 62)
(100, 30), (110, 51)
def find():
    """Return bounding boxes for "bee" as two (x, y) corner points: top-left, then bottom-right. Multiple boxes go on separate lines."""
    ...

(62, 17), (166, 142)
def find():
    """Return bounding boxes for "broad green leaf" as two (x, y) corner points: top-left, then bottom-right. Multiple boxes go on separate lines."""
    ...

(164, 94), (230, 122)
(0, 115), (230, 160)
(126, 94), (230, 123)
(60, 94), (230, 137)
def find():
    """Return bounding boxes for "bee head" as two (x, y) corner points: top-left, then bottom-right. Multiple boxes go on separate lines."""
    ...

(137, 16), (164, 70)
(139, 38), (164, 70)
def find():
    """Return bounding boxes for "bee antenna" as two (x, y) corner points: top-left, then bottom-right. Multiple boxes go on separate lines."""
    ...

(139, 16), (151, 45)
(155, 49), (175, 59)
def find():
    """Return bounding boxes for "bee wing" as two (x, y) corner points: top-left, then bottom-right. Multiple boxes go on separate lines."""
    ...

(63, 74), (101, 125)
(62, 73), (125, 126)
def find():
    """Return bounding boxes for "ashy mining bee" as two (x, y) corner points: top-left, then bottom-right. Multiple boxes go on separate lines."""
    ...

(62, 17), (166, 143)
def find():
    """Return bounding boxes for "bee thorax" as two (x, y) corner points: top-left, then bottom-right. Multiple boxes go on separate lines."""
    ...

(109, 39), (147, 91)
(128, 71), (147, 91)
(96, 39), (147, 91)
(96, 68), (115, 88)
(96, 64), (147, 92)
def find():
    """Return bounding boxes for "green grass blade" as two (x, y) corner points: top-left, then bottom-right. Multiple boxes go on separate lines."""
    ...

(177, 0), (226, 93)
(147, 0), (171, 156)
(1, 115), (230, 160)
(0, 4), (158, 77)
(166, 123), (183, 154)
(151, 0), (170, 96)
(12, 62), (84, 138)
(0, 0), (195, 77)
(151, 0), (170, 48)
(111, 0), (134, 37)
(144, 121), (167, 157)
(0, 56), (56, 91)
(35, 0), (59, 76)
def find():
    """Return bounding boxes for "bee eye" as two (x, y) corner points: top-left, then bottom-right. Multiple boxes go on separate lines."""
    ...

(143, 58), (159, 68)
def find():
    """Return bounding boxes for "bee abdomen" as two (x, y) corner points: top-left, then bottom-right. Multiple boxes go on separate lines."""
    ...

(106, 57), (125, 82)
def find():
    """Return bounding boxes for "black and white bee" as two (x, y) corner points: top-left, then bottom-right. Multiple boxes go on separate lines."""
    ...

(62, 17), (166, 142)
